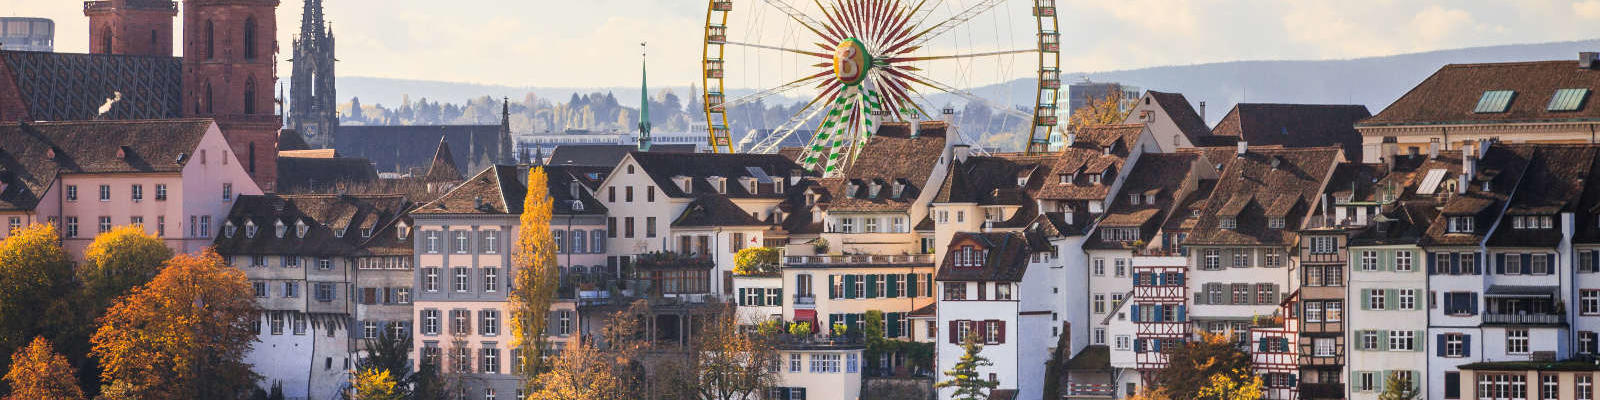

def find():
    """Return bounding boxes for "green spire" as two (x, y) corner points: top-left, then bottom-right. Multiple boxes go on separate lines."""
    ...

(638, 42), (652, 151)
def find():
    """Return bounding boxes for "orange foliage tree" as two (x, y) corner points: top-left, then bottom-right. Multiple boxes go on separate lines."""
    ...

(90, 250), (261, 399)
(510, 167), (561, 386)
(3, 337), (83, 400)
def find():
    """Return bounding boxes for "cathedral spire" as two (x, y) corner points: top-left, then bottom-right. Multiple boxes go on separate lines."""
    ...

(637, 42), (652, 152)
(301, 0), (325, 40)
(499, 97), (515, 164)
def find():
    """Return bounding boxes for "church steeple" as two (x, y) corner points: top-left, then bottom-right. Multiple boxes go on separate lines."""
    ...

(289, 0), (338, 149)
(499, 97), (515, 164)
(637, 42), (653, 152)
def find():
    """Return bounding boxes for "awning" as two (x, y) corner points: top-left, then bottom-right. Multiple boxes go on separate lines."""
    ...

(1485, 285), (1558, 298)
(793, 309), (816, 324)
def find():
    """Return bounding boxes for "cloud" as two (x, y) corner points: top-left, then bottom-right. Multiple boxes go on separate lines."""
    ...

(1577, 0), (1600, 19)
(1410, 5), (1477, 47)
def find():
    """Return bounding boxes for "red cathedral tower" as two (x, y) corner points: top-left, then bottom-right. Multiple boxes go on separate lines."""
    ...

(180, 0), (282, 189)
(85, 0), (179, 57)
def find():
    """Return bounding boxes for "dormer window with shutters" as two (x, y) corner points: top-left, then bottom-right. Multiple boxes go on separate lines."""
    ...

(224, 221), (237, 238)
(846, 181), (860, 198)
(295, 220), (308, 238)
(274, 220), (287, 238)
(246, 220), (258, 238)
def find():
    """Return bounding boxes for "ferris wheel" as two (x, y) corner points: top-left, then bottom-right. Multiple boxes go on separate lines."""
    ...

(700, 0), (1062, 174)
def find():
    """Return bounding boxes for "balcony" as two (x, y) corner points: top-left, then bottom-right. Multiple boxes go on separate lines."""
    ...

(784, 254), (933, 267)
(793, 294), (816, 307)
(1483, 313), (1565, 325)
(1066, 383), (1115, 398)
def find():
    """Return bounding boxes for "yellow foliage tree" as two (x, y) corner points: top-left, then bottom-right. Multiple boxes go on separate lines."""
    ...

(3, 337), (84, 400)
(732, 247), (780, 276)
(1066, 84), (1132, 133)
(1195, 368), (1263, 400)
(510, 166), (561, 386)
(349, 368), (402, 400)
(80, 226), (173, 303)
(528, 341), (631, 400)
(681, 303), (780, 399)
(91, 250), (261, 399)
(0, 224), (74, 382)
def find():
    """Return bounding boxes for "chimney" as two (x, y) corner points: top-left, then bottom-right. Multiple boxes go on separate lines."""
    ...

(1427, 141), (1439, 159)
(1066, 133), (1076, 147)
(1381, 138), (1398, 167)
(1236, 141), (1247, 157)
(909, 112), (921, 139)
(1582, 52), (1599, 69)
(953, 144), (971, 163)
(1460, 152), (1475, 195)
(1198, 101), (1207, 123)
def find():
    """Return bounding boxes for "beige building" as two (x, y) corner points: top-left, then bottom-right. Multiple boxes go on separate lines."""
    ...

(1457, 361), (1600, 400)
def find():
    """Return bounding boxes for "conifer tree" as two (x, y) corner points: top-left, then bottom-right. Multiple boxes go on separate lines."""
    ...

(935, 335), (997, 400)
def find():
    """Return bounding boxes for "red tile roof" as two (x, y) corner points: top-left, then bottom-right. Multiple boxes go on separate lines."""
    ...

(1362, 60), (1600, 126)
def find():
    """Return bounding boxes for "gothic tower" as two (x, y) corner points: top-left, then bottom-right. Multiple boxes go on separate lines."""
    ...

(288, 0), (338, 148)
(85, 0), (178, 57)
(181, 0), (282, 190)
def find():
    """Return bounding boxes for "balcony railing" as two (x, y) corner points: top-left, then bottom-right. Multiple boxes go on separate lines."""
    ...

(1066, 383), (1116, 397)
(793, 294), (816, 305)
(1483, 313), (1565, 325)
(785, 254), (933, 266)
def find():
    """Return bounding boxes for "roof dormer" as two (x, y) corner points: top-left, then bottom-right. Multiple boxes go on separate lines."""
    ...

(868, 179), (883, 198)
(245, 220), (258, 238)
(274, 219), (287, 238)
(673, 176), (693, 193)
(740, 176), (759, 195)
(892, 178), (909, 199)
(295, 219), (308, 238)
(396, 220), (411, 239)
(224, 220), (236, 238)
(709, 176), (727, 194)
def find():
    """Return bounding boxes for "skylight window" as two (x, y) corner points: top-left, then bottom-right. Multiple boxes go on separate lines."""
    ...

(1547, 88), (1590, 112)
(1474, 90), (1515, 113)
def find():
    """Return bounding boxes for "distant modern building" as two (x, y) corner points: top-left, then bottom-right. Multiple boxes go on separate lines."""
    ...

(1068, 79), (1141, 115)
(0, 18), (54, 52)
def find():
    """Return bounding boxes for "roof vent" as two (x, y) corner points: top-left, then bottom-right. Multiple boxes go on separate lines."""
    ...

(116, 145), (132, 159)
(1581, 52), (1599, 69)
(571, 200), (584, 211)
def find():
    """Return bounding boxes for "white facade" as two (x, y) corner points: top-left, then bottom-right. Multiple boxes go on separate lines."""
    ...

(936, 279), (1021, 400)
(1346, 244), (1428, 399)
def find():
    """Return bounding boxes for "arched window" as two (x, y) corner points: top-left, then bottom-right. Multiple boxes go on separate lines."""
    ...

(243, 17), (256, 59)
(248, 143), (256, 173)
(203, 81), (214, 114)
(244, 77), (257, 114)
(205, 20), (215, 59)
(100, 27), (112, 54)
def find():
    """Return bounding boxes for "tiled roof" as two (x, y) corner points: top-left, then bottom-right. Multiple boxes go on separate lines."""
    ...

(1211, 104), (1369, 162)
(1350, 201), (1437, 246)
(821, 122), (948, 212)
(1422, 144), (1531, 246)
(1073, 124), (1144, 157)
(1085, 152), (1202, 250)
(0, 119), (212, 211)
(1185, 147), (1341, 246)
(0, 51), (182, 122)
(629, 151), (800, 200)
(275, 155), (380, 193)
(212, 194), (410, 256)
(422, 137), (462, 183)
(413, 165), (524, 215)
(546, 144), (697, 168)
(1488, 144), (1600, 247)
(1146, 91), (1212, 142)
(936, 232), (1038, 282)
(335, 125), (507, 176)
(673, 194), (767, 227)
(1362, 60), (1600, 126)
(934, 153), (1055, 228)
(1036, 145), (1125, 201)
(1063, 345), (1111, 371)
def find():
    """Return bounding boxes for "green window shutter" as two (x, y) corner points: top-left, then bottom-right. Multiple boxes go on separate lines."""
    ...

(844, 275), (857, 299)
(865, 274), (879, 298)
(738, 288), (747, 306)
(1361, 290), (1371, 310)
(887, 313), (901, 337)
(925, 274), (934, 297)
(1416, 330), (1427, 352)
(1351, 373), (1360, 392)
(1381, 250), (1393, 271)
(886, 274), (900, 298)
(1378, 331), (1390, 351)
(906, 274), (918, 298)
(1385, 289), (1398, 311)
(1378, 370), (1389, 392)
(828, 275), (836, 299)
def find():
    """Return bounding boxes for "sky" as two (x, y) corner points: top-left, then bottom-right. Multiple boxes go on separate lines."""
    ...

(11, 0), (1600, 91)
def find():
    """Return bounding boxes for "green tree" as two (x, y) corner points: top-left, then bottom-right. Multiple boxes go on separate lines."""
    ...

(511, 167), (561, 387)
(1146, 332), (1252, 400)
(935, 335), (997, 400)
(353, 330), (413, 398)
(347, 369), (402, 400)
(1379, 372), (1420, 400)
(90, 250), (261, 399)
(3, 337), (83, 400)
(732, 247), (780, 276)
(0, 224), (74, 385)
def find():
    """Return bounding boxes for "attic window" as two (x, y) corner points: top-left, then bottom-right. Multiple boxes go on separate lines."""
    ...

(1548, 88), (1590, 112)
(224, 221), (236, 238)
(295, 220), (307, 238)
(397, 221), (410, 239)
(1268, 217), (1285, 229)
(868, 183), (882, 198)
(892, 181), (905, 198)
(274, 220), (286, 238)
(362, 227), (374, 238)
(1058, 174), (1069, 184)
(1129, 194), (1140, 205)
(1473, 90), (1515, 113)
(1448, 216), (1474, 233)
(245, 220), (258, 238)
(1088, 174), (1101, 184)
(1219, 216), (1237, 229)
(1145, 194), (1156, 204)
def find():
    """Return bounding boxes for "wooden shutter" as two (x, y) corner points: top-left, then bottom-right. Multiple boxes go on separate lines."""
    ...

(1462, 335), (1471, 357)
(1415, 330), (1426, 352)
(906, 274), (918, 298)
(886, 274), (900, 298)
(844, 275), (856, 299)
(1435, 334), (1446, 357)
(738, 288), (747, 306)
(361, 288), (376, 305)
(866, 275), (879, 298)
(1522, 253), (1534, 275)
(1384, 290), (1398, 311)
(1377, 330), (1390, 351)
(949, 320), (959, 344)
(1427, 252), (1437, 275)
(997, 321), (1006, 344)
(828, 275), (836, 299)
(1496, 253), (1507, 275)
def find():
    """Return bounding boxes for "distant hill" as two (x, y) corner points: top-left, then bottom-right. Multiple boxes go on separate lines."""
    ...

(333, 38), (1600, 128)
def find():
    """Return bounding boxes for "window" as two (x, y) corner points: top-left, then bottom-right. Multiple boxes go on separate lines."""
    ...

(1581, 375), (1593, 400)
(1232, 250), (1250, 268)
(64, 217), (77, 238)
(1304, 302), (1322, 322)
(1585, 290), (1600, 315)
(1462, 253), (1477, 274)
(1203, 249), (1221, 270)
(395, 288), (410, 304)
(199, 216), (210, 238)
(66, 185), (77, 201)
(1093, 294), (1106, 314)
(283, 282), (299, 298)
(1313, 338), (1334, 357)
(484, 231), (499, 254)
(361, 321), (378, 339)
(454, 231), (469, 254)
(1507, 329), (1530, 354)
(98, 184), (110, 201)
(1092, 258), (1105, 276)
(314, 283), (335, 302)
(451, 310), (470, 336)
(1114, 335), (1130, 351)
(1449, 216), (1474, 233)
(130, 184), (143, 201)
(1396, 251), (1413, 271)
(1548, 88), (1589, 111)
(426, 231), (440, 253)
(995, 283), (1012, 300)
(1360, 251), (1378, 270)
(454, 268), (469, 292)
(1368, 289), (1386, 310)
(1114, 259), (1127, 277)
(1311, 236), (1336, 254)
(943, 282), (966, 300)
(1268, 217), (1285, 229)
(624, 217), (635, 238)
(1474, 90), (1516, 113)
(1389, 330), (1414, 351)
(846, 353), (859, 373)
(1263, 251), (1283, 268)
(1093, 328), (1106, 345)
(422, 310), (440, 335)
(483, 310), (499, 336)
(1398, 289), (1417, 310)
(484, 269), (499, 293)
(222, 183), (232, 201)
(1219, 217), (1236, 229)
(253, 281), (268, 298)
(270, 313), (284, 335)
(98, 216), (111, 233)
(864, 218), (879, 233)
(646, 217), (656, 238)
(788, 354), (801, 373)
(1546, 374), (1562, 400)
(809, 353), (840, 373)
(1232, 285), (1250, 304)
(292, 313), (306, 335)
(424, 268), (439, 292)
(155, 184), (167, 200)
(1361, 331), (1379, 350)
(1532, 254), (1550, 275)
(1326, 301), (1342, 322)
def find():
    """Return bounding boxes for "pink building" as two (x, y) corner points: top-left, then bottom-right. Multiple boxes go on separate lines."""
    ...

(0, 119), (262, 259)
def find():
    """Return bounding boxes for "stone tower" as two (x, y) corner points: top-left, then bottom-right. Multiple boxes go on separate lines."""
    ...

(181, 0), (282, 190)
(288, 0), (338, 148)
(84, 0), (178, 57)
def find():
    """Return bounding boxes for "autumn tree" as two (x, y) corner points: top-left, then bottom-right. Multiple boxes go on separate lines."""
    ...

(1195, 368), (1263, 400)
(3, 337), (83, 400)
(347, 369), (402, 400)
(91, 250), (261, 399)
(1145, 331), (1252, 400)
(679, 304), (779, 400)
(732, 247), (780, 276)
(511, 166), (561, 387)
(1379, 372), (1420, 400)
(529, 300), (651, 400)
(80, 226), (173, 306)
(353, 331), (414, 399)
(935, 335), (997, 400)
(0, 224), (74, 389)
(1066, 84), (1132, 133)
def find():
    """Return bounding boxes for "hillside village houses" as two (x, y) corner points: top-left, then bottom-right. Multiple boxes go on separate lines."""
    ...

(8, 15), (1600, 396)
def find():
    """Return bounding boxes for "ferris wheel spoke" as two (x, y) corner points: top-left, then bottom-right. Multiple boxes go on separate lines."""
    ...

(883, 0), (1006, 56)
(721, 40), (834, 59)
(749, 93), (833, 153)
(717, 71), (832, 111)
(893, 69), (1032, 120)
(764, 0), (840, 42)
(884, 48), (1036, 63)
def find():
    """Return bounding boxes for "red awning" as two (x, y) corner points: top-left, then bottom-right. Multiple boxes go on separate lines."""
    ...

(793, 309), (816, 324)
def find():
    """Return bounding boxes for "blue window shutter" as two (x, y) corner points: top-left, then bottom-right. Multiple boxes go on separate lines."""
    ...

(1463, 335), (1472, 357)
(1131, 305), (1141, 322)
(1522, 254), (1533, 275)
(1495, 253), (1506, 274)
(1549, 253), (1559, 275)
(1470, 294), (1479, 316)
(1450, 253), (1461, 275)
(1427, 252), (1437, 274)
(1177, 305), (1187, 322)
(1436, 334), (1446, 357)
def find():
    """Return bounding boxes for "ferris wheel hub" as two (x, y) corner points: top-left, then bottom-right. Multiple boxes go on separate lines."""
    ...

(832, 37), (873, 86)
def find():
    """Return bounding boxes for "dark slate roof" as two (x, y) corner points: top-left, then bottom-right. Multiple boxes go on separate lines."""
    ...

(936, 232), (1040, 282)
(277, 129), (312, 151)
(1186, 147), (1341, 246)
(546, 144), (696, 168)
(1063, 345), (1111, 371)
(1362, 60), (1600, 127)
(629, 151), (800, 200)
(1210, 104), (1369, 162)
(824, 122), (948, 212)
(1422, 144), (1531, 246)
(275, 155), (379, 193)
(1350, 201), (1437, 246)
(414, 164), (604, 216)
(1488, 144), (1600, 247)
(335, 125), (505, 176)
(212, 194), (411, 256)
(0, 51), (182, 122)
(1085, 152), (1202, 250)
(673, 194), (767, 227)
(934, 153), (1054, 228)
(422, 137), (462, 182)
(0, 119), (212, 211)
(1147, 91), (1211, 142)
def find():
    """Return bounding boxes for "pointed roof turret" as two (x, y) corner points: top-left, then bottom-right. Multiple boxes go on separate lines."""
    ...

(638, 42), (653, 152)
(499, 97), (515, 164)
(423, 136), (462, 182)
